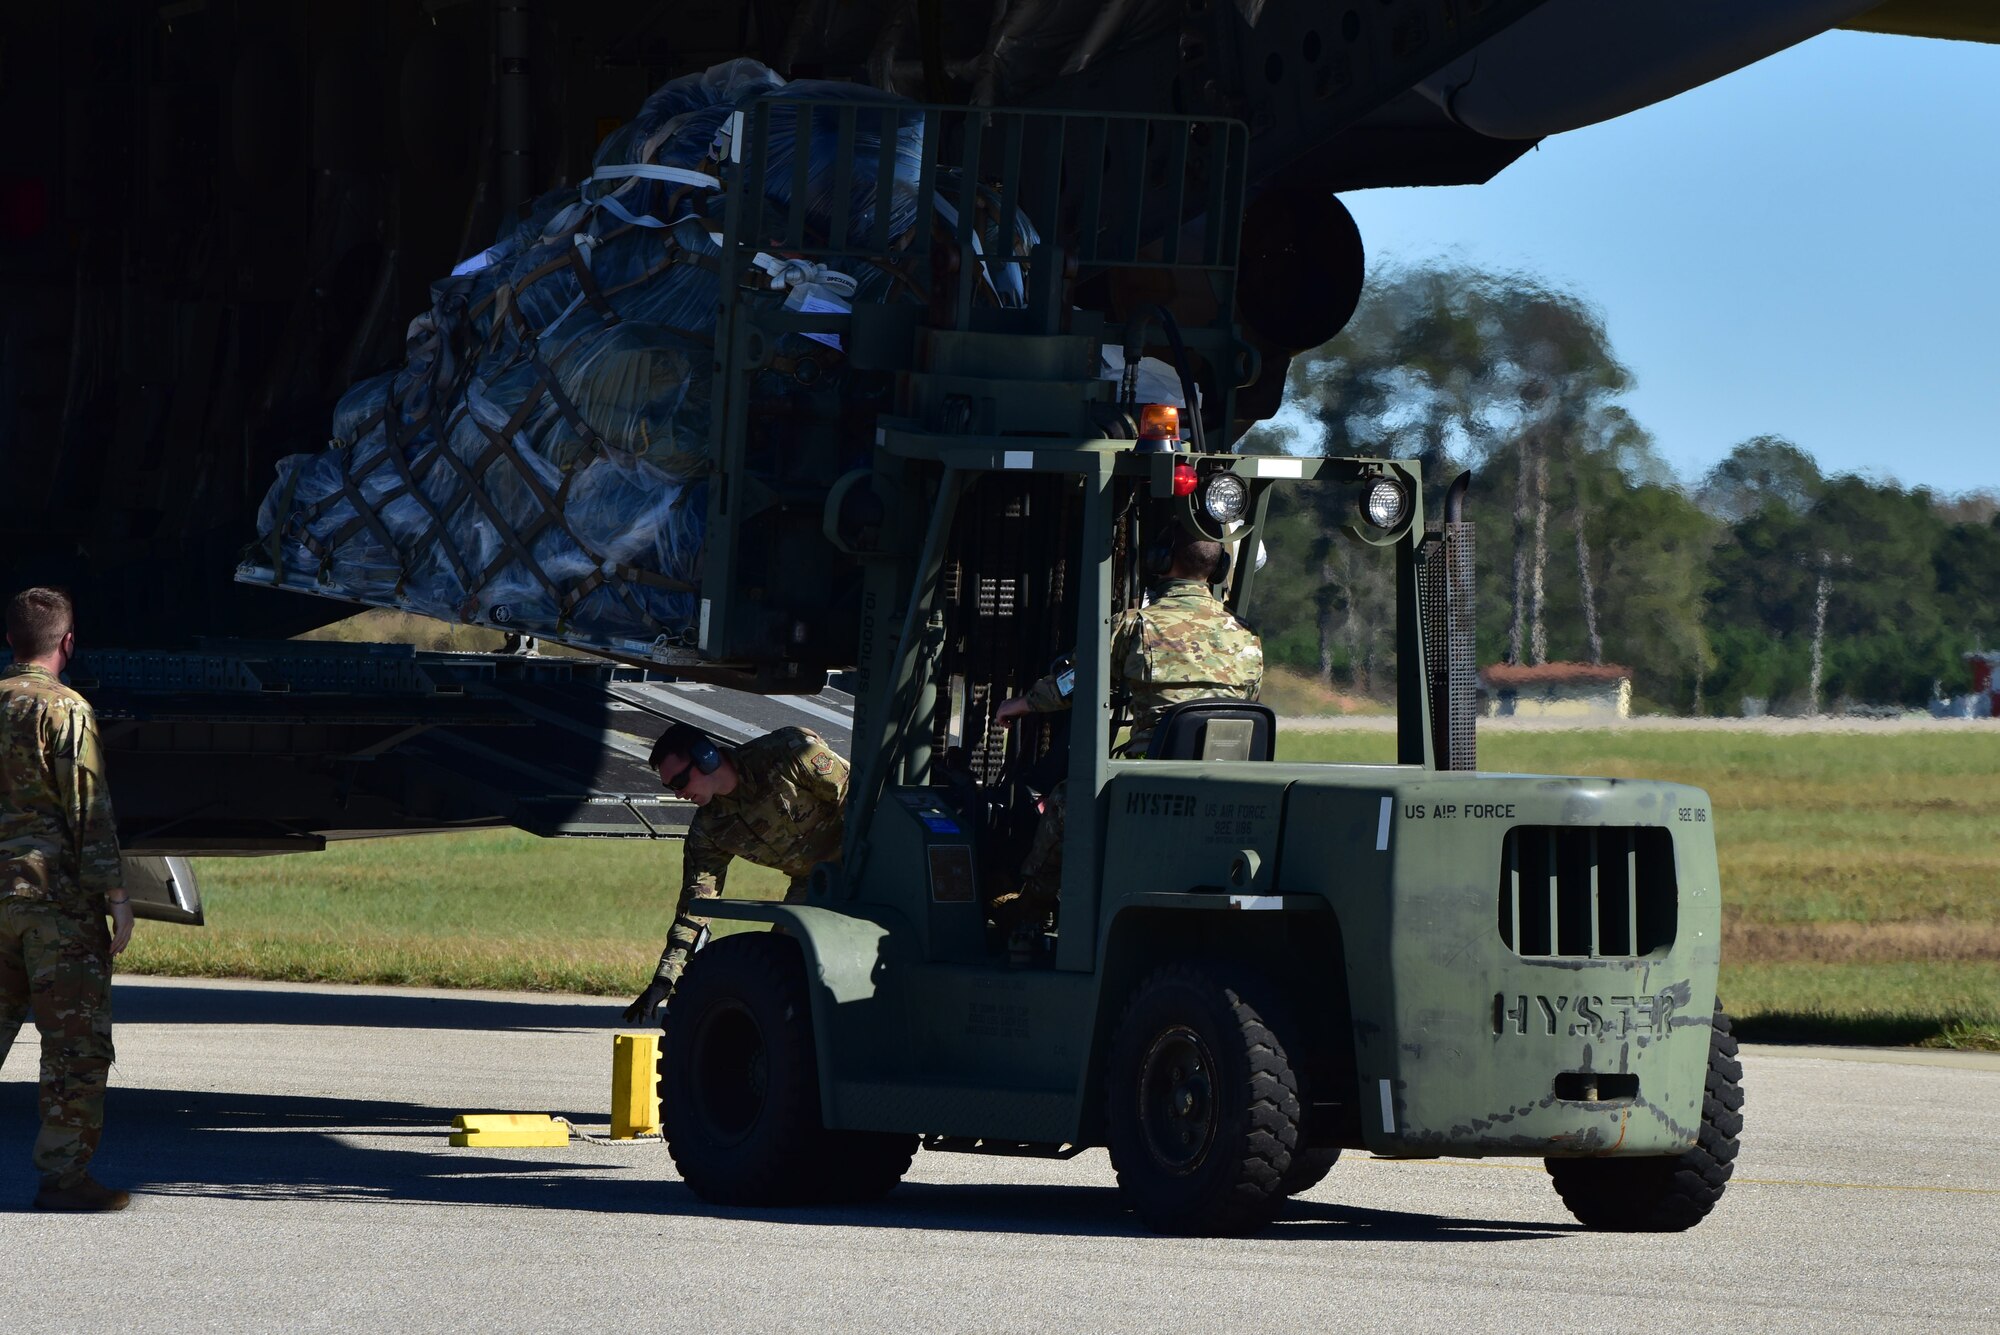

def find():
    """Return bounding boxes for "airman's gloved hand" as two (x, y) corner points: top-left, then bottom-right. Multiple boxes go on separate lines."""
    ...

(622, 979), (672, 1025)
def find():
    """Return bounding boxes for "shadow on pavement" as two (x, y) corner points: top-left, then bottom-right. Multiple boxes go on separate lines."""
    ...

(1279, 1198), (1575, 1243)
(0, 1080), (1571, 1241)
(111, 982), (625, 1033)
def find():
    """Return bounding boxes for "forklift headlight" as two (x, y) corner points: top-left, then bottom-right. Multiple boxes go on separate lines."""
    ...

(1199, 473), (1249, 525)
(1361, 478), (1410, 531)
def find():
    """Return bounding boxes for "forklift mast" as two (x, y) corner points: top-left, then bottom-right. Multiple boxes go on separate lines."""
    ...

(694, 97), (1448, 971)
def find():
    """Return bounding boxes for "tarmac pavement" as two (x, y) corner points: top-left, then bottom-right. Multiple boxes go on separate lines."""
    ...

(3, 975), (1996, 1333)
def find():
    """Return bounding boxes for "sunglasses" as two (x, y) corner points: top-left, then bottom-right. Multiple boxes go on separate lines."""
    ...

(660, 761), (696, 793)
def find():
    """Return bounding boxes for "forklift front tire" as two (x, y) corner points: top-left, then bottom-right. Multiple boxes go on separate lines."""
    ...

(663, 933), (844, 1206)
(1105, 963), (1303, 1236)
(1278, 1146), (1341, 1197)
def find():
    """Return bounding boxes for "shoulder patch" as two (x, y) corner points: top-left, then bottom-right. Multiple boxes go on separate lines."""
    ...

(810, 752), (834, 775)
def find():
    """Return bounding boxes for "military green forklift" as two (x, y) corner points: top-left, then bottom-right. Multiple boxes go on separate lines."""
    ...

(660, 97), (1741, 1237)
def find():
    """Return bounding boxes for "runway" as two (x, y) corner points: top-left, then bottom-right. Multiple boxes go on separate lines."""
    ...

(4, 976), (1995, 1333)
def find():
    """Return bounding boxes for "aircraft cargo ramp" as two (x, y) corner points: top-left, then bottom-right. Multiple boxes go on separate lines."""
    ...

(77, 639), (854, 858)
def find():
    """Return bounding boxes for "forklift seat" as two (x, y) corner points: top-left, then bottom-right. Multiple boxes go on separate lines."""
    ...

(1141, 701), (1277, 763)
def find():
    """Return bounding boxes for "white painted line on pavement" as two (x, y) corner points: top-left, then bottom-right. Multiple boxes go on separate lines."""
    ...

(784, 693), (857, 731)
(608, 684), (766, 740)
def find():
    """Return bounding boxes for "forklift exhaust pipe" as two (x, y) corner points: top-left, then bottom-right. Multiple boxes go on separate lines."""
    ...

(1423, 472), (1477, 771)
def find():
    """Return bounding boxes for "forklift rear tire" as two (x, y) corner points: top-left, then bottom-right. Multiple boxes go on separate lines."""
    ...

(663, 932), (913, 1206)
(1105, 963), (1303, 1236)
(1544, 1004), (1744, 1231)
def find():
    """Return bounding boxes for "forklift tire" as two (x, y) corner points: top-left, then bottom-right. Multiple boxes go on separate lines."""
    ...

(1278, 1147), (1341, 1198)
(1105, 963), (1303, 1236)
(811, 1131), (920, 1205)
(664, 932), (914, 1206)
(1544, 1004), (1744, 1232)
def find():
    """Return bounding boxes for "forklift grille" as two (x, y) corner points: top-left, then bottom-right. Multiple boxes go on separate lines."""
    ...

(1498, 826), (1677, 959)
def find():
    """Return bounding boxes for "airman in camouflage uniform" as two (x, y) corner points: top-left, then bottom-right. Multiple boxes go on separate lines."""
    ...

(623, 723), (848, 1022)
(992, 527), (1262, 925)
(2, 587), (133, 1212)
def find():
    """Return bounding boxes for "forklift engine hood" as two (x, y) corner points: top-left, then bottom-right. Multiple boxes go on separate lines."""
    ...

(1103, 764), (1723, 1157)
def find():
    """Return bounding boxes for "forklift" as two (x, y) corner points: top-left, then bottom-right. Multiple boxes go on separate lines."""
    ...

(660, 95), (1739, 1237)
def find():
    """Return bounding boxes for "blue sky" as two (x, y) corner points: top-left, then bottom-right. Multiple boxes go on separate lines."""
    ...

(1336, 29), (2000, 498)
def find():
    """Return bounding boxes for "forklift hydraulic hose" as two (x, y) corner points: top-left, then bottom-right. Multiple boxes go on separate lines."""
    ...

(1123, 305), (1208, 452)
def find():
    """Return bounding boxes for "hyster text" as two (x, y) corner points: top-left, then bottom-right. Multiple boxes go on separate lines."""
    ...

(1125, 790), (1198, 819)
(1493, 989), (1685, 1039)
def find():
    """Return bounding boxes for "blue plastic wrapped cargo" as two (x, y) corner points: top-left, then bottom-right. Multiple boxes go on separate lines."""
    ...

(245, 60), (1037, 660)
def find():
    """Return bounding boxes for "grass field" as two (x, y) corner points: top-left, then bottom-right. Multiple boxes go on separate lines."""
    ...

(126, 831), (791, 997)
(122, 729), (2000, 1050)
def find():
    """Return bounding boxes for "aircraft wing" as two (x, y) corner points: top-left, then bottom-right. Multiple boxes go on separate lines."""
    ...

(1844, 1), (2000, 43)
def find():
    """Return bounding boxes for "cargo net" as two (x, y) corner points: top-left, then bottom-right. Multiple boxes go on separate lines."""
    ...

(243, 59), (1038, 657)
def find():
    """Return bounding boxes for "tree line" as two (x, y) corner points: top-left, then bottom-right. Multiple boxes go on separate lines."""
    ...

(1243, 262), (2000, 713)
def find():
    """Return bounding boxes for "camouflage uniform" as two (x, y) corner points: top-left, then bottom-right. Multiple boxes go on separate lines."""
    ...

(998, 578), (1262, 919)
(653, 727), (848, 989)
(0, 664), (123, 1189)
(1022, 577), (1265, 756)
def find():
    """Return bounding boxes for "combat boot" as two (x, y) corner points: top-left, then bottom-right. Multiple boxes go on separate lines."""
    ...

(33, 1176), (131, 1212)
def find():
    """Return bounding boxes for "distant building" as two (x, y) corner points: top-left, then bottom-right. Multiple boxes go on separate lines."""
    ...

(1480, 662), (1633, 719)
(1965, 652), (2000, 717)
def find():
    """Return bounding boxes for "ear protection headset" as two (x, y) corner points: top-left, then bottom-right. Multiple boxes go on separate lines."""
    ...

(654, 722), (722, 775)
(1144, 522), (1232, 586)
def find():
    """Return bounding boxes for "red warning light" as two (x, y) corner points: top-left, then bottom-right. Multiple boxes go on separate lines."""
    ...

(1172, 463), (1199, 497)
